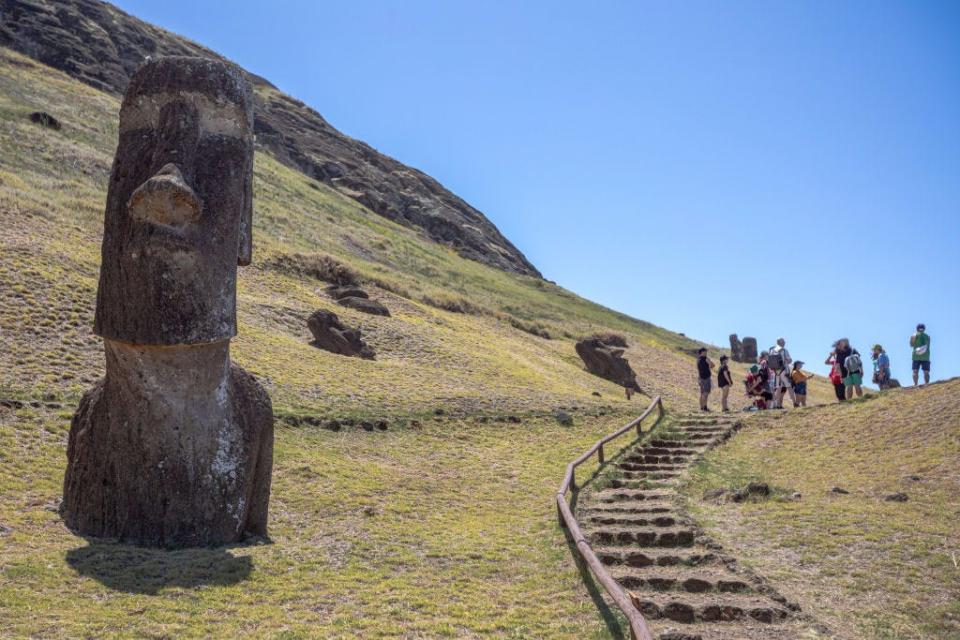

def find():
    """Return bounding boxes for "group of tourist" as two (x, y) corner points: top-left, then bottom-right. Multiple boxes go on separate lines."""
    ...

(695, 324), (932, 412)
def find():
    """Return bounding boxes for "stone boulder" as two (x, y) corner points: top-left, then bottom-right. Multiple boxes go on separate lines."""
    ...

(307, 310), (374, 359)
(575, 335), (640, 391)
(326, 284), (369, 300)
(337, 296), (390, 316)
(29, 111), (61, 130)
(741, 337), (758, 363)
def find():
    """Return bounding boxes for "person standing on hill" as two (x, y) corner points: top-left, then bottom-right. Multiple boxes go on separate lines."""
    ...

(825, 343), (846, 403)
(717, 355), (733, 412)
(836, 338), (863, 399)
(790, 361), (814, 407)
(769, 337), (794, 409)
(872, 344), (892, 389)
(910, 323), (931, 385)
(697, 348), (715, 412)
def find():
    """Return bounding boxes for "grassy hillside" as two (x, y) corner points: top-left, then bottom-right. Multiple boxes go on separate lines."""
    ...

(0, 46), (713, 417)
(0, 46), (850, 638)
(0, 46), (709, 638)
(682, 379), (960, 639)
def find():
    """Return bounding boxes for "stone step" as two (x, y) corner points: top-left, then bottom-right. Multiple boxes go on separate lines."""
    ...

(587, 525), (696, 548)
(646, 440), (707, 450)
(630, 454), (692, 464)
(628, 592), (791, 625)
(609, 478), (678, 490)
(594, 546), (720, 569)
(619, 471), (681, 481)
(579, 502), (676, 516)
(584, 512), (686, 527)
(595, 488), (673, 503)
(629, 447), (696, 458)
(617, 463), (685, 473)
(611, 566), (752, 594)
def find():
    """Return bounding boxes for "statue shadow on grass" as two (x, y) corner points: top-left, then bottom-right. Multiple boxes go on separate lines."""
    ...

(65, 539), (255, 595)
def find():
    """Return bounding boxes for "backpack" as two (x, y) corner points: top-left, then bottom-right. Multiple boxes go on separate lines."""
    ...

(844, 353), (862, 374)
(767, 348), (784, 371)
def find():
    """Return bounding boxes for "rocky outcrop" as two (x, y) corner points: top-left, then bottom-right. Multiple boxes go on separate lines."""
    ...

(575, 334), (640, 391)
(307, 310), (374, 359)
(62, 58), (273, 547)
(0, 0), (541, 277)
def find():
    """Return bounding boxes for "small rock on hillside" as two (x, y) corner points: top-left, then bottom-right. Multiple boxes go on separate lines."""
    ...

(326, 285), (369, 300)
(307, 310), (375, 359)
(29, 111), (61, 130)
(337, 296), (390, 316)
(575, 334), (640, 391)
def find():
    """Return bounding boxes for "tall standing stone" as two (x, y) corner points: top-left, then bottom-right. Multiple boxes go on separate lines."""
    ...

(62, 57), (273, 547)
(741, 337), (759, 363)
(729, 334), (743, 362)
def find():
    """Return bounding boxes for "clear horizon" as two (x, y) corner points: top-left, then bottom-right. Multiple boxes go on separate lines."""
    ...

(114, 0), (960, 386)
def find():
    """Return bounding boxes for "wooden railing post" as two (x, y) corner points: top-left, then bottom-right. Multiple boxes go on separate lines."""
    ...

(597, 444), (605, 464)
(570, 469), (576, 491)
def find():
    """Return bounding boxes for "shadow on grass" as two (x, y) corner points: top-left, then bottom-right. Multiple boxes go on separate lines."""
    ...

(66, 539), (254, 595)
(560, 503), (626, 640)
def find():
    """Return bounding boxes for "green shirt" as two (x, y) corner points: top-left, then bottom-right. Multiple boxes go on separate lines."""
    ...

(912, 332), (930, 361)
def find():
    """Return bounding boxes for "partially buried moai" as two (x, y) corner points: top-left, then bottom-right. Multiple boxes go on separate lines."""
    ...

(62, 57), (273, 547)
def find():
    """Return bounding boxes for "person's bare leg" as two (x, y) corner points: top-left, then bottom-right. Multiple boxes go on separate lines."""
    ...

(721, 387), (730, 411)
(855, 385), (863, 397)
(913, 368), (919, 386)
(924, 369), (930, 384)
(846, 385), (853, 400)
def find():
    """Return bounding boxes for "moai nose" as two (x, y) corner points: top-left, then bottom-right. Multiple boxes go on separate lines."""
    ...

(127, 163), (202, 226)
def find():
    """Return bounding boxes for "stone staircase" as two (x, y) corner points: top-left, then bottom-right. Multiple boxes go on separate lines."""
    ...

(577, 415), (820, 640)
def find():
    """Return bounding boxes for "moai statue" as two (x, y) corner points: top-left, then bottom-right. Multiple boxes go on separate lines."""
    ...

(62, 58), (273, 547)
(740, 337), (759, 363)
(729, 334), (744, 362)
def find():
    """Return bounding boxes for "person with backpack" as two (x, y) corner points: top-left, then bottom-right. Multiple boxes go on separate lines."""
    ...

(696, 348), (715, 411)
(825, 343), (846, 403)
(717, 355), (733, 412)
(872, 344), (892, 389)
(909, 323), (931, 385)
(837, 338), (864, 399)
(769, 337), (794, 409)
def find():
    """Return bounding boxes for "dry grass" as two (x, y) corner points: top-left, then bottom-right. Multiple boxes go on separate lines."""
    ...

(0, 404), (641, 638)
(681, 379), (960, 639)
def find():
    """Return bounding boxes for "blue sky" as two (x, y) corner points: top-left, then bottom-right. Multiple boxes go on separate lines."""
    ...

(115, 0), (960, 384)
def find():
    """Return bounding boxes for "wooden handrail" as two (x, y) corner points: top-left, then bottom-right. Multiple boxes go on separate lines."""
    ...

(557, 395), (664, 640)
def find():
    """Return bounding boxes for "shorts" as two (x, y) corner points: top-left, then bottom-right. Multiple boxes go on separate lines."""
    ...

(698, 377), (712, 393)
(912, 360), (930, 372)
(776, 370), (792, 389)
(793, 382), (807, 395)
(844, 372), (863, 387)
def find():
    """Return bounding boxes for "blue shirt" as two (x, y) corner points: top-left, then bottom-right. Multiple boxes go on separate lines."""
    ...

(874, 352), (890, 372)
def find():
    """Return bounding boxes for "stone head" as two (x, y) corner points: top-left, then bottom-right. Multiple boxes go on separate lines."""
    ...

(94, 57), (254, 345)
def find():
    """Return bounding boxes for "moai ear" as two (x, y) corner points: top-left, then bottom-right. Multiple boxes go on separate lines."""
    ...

(238, 166), (253, 266)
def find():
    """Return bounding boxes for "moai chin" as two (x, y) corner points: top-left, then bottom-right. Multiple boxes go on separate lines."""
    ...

(62, 57), (273, 547)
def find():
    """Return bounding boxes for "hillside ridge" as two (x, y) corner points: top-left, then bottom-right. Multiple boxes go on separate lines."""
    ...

(0, 0), (542, 277)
